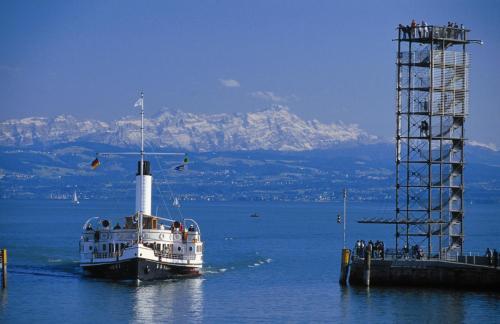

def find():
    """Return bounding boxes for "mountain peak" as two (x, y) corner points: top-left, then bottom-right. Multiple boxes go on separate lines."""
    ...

(52, 114), (78, 123)
(0, 107), (376, 151)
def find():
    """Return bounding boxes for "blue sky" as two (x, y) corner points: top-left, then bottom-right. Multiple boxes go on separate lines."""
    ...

(1, 0), (499, 145)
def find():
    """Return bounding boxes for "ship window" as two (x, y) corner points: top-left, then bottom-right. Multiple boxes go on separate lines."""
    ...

(178, 247), (181, 252)
(189, 247), (193, 252)
(103, 244), (106, 251)
(89, 246), (93, 251)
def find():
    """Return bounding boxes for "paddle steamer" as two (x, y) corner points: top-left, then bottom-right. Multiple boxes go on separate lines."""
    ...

(79, 92), (203, 280)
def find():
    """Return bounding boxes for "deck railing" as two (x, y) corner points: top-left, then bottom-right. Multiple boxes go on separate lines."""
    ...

(351, 249), (499, 267)
(81, 251), (125, 260)
(398, 25), (469, 42)
(154, 251), (196, 260)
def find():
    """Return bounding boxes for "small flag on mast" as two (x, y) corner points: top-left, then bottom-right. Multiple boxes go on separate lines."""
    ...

(91, 157), (100, 169)
(134, 97), (143, 108)
(175, 155), (189, 171)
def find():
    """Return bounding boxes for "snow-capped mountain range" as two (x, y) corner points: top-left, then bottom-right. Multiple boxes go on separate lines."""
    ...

(0, 106), (378, 151)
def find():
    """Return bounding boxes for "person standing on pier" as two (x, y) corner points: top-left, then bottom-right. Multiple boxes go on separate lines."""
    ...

(485, 248), (492, 264)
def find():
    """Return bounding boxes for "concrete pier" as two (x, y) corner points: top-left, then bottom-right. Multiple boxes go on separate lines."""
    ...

(349, 257), (500, 290)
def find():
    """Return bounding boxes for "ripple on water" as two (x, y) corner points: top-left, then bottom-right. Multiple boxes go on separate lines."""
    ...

(48, 259), (62, 263)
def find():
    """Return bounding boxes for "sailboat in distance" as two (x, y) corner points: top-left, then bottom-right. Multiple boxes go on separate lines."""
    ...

(72, 190), (80, 205)
(173, 197), (181, 208)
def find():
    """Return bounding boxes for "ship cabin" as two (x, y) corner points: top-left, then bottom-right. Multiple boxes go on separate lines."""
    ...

(79, 214), (203, 265)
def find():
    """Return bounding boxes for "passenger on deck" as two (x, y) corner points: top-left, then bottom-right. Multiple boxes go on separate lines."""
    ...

(86, 224), (93, 231)
(189, 225), (195, 232)
(113, 223), (121, 230)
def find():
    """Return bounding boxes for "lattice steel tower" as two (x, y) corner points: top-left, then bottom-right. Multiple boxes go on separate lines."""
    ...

(395, 24), (475, 258)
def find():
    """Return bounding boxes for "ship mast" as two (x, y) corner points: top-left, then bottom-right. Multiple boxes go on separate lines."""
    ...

(139, 91), (144, 242)
(93, 91), (185, 243)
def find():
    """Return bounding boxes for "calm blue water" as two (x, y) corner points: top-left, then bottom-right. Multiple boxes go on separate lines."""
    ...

(0, 199), (499, 323)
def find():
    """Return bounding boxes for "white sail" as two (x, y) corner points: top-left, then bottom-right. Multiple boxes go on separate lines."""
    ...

(173, 197), (181, 208)
(73, 190), (80, 204)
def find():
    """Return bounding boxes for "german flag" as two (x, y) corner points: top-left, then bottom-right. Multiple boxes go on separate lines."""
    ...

(91, 158), (100, 169)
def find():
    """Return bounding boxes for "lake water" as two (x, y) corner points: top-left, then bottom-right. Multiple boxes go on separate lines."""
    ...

(0, 199), (499, 323)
